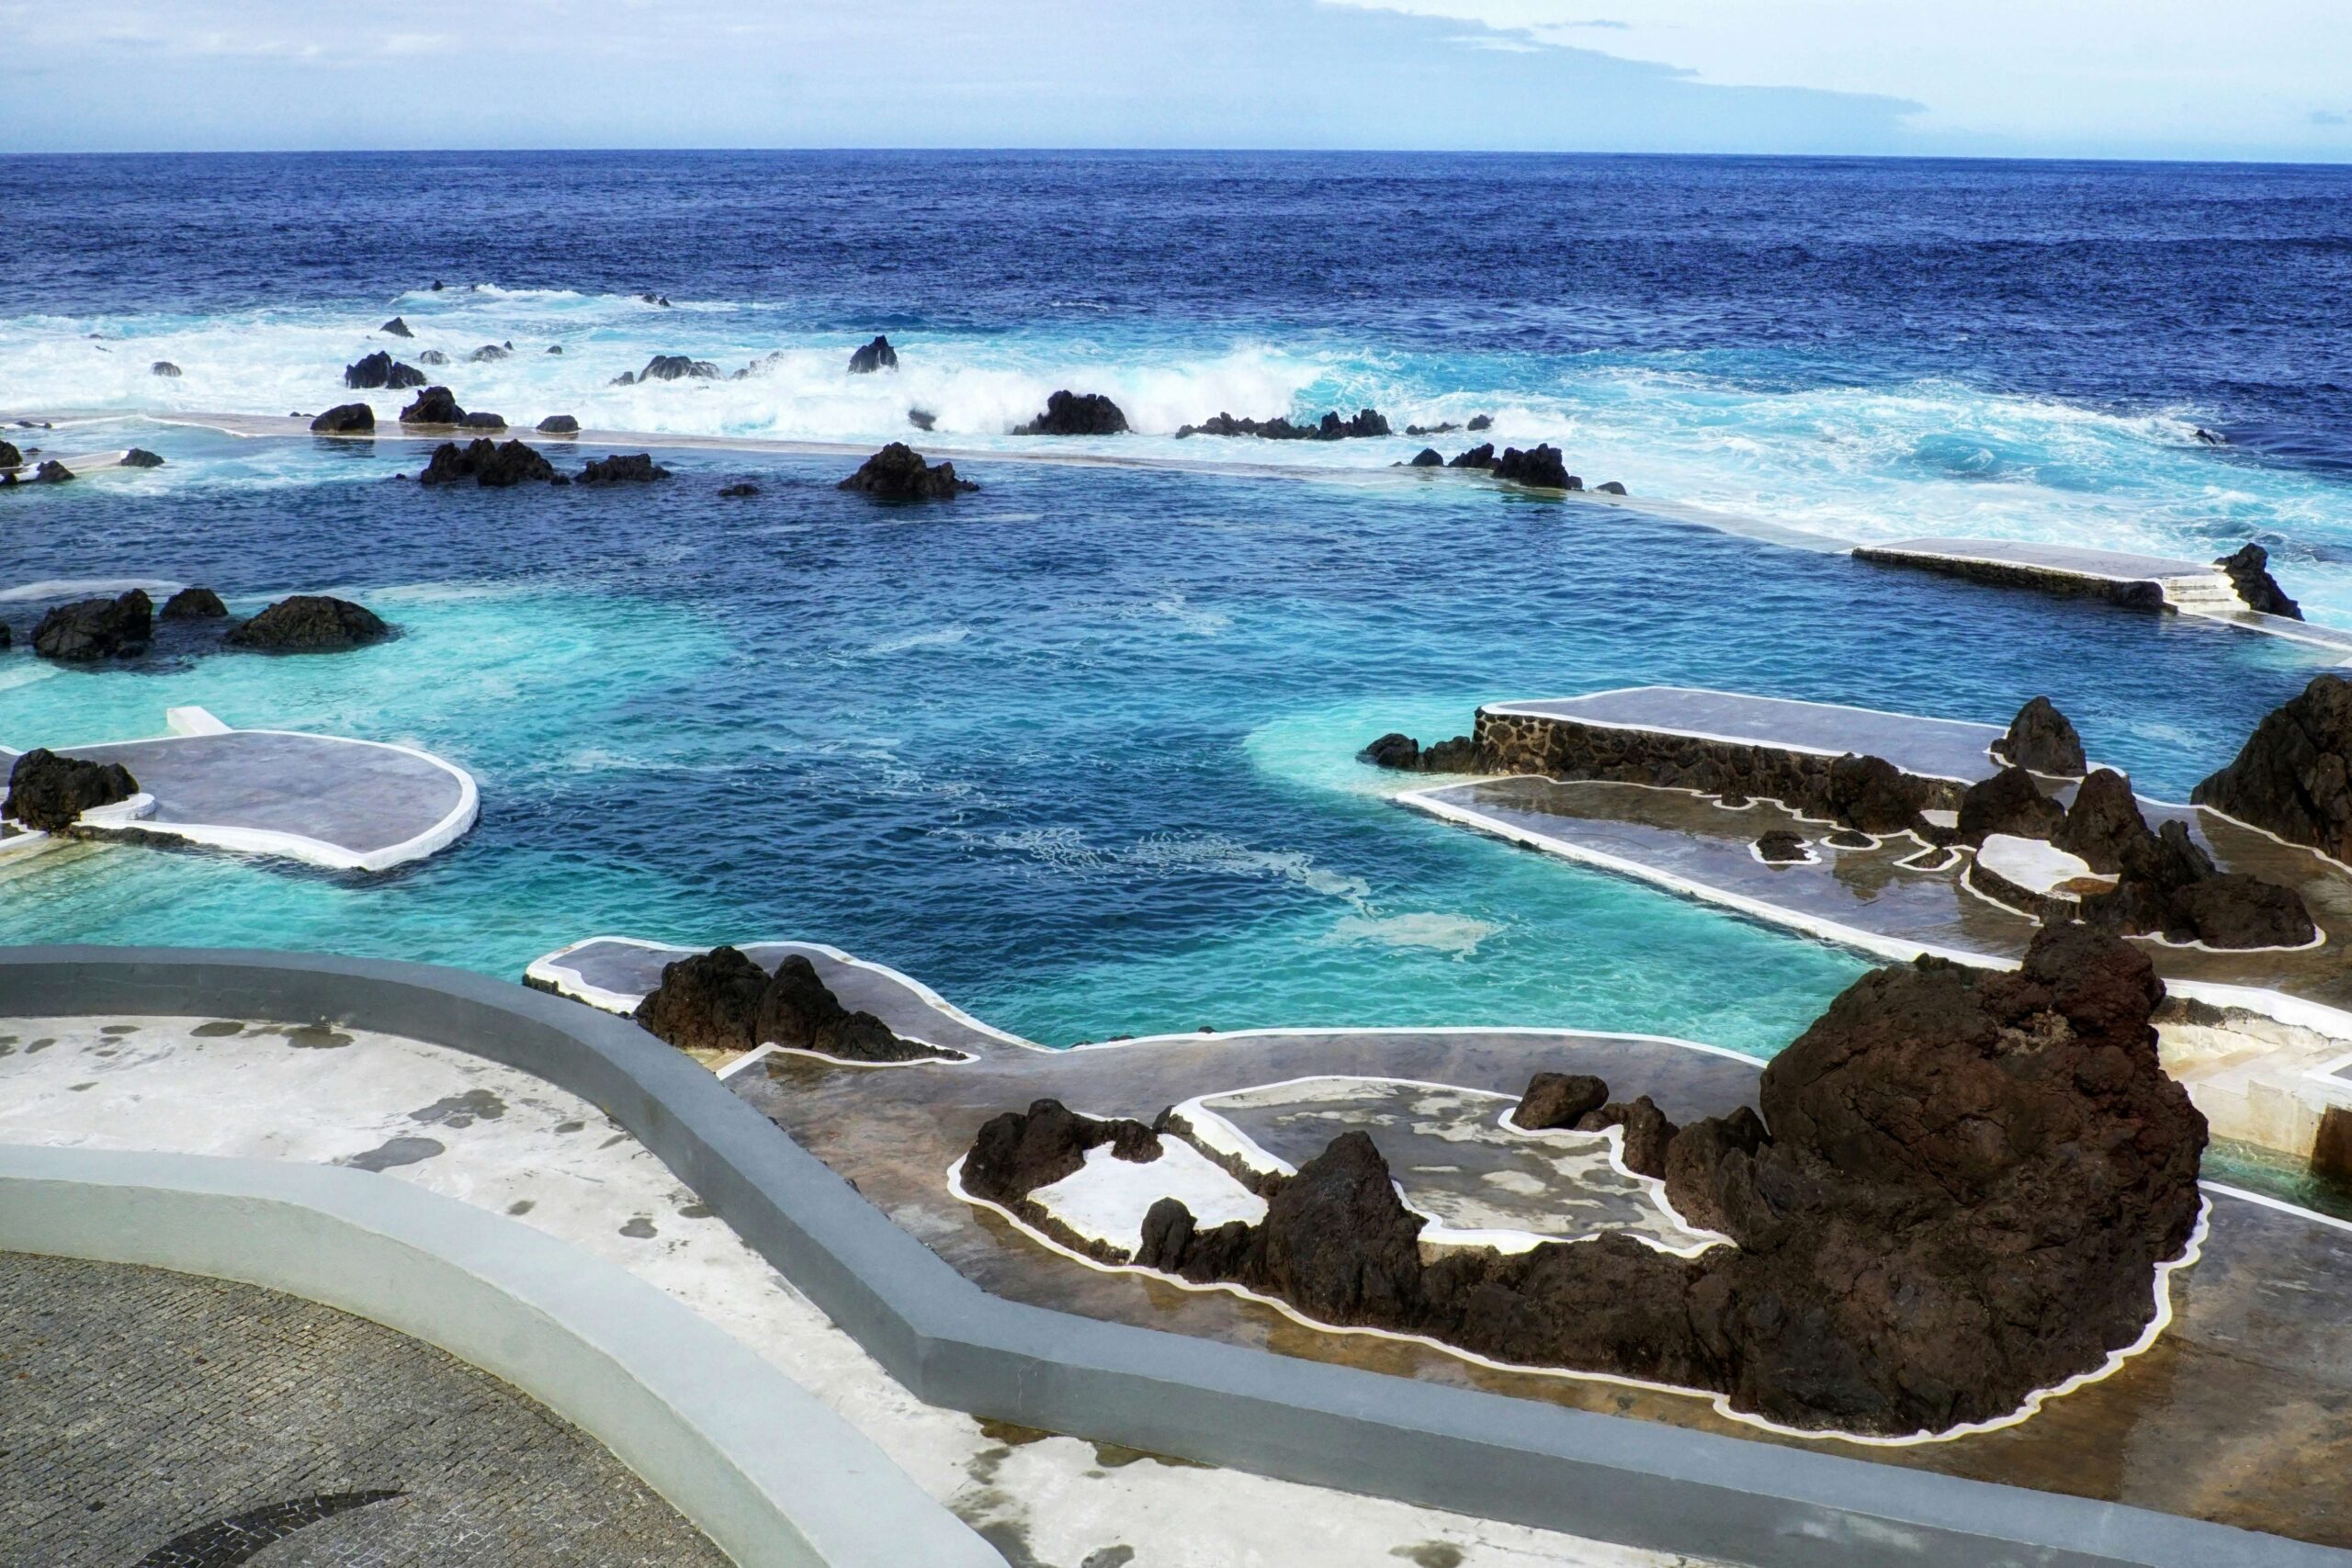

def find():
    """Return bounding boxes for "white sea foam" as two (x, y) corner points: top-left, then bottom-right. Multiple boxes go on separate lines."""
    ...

(1325, 911), (1502, 956)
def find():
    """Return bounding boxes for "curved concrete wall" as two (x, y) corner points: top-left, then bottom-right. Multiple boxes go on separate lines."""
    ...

(1, 945), (2342, 1568)
(0, 1143), (1000, 1568)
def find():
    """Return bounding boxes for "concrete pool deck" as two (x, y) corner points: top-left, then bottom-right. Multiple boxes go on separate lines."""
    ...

(1, 706), (476, 873)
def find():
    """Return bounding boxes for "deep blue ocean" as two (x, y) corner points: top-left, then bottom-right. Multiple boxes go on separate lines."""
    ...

(2, 152), (2347, 1054)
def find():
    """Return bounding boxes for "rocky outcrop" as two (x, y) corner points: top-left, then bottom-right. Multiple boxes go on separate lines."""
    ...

(1177, 409), (1390, 440)
(459, 411), (507, 432)
(418, 349), (448, 366)
(345, 351), (426, 390)
(1596, 481), (1628, 496)
(226, 595), (390, 652)
(1359, 732), (1481, 773)
(536, 415), (580, 435)
(418, 439), (559, 488)
(761, 953), (954, 1061)
(309, 403), (377, 434)
(838, 443), (975, 500)
(1512, 1073), (1609, 1131)
(2216, 544), (2301, 619)
(1577, 1097), (1678, 1178)
(1823, 753), (1929, 834)
(631, 947), (952, 1062)
(0, 440), (18, 468)
(1014, 391), (1128, 436)
(626, 355), (720, 384)
(1492, 445), (1579, 491)
(1448, 443), (1496, 469)
(29, 461), (73, 484)
(578, 453), (672, 484)
(4, 749), (138, 832)
(160, 587), (227, 620)
(718, 482), (760, 498)
(964, 1100), (1166, 1263)
(2191, 674), (2352, 861)
(151, 360), (182, 378)
(1955, 766), (2064, 844)
(468, 344), (511, 363)
(847, 335), (898, 374)
(120, 448), (164, 468)
(907, 409), (937, 432)
(31, 590), (152, 661)
(1992, 696), (2086, 774)
(1408, 448), (1443, 468)
(398, 387), (465, 424)
(1754, 829), (1809, 863)
(380, 317), (413, 337)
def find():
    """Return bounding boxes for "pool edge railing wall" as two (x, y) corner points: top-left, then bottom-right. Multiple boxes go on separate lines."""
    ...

(0, 945), (2341, 1568)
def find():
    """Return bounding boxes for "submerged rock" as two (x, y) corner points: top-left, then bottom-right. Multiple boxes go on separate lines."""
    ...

(2215, 543), (2301, 619)
(1596, 481), (1628, 496)
(536, 414), (581, 435)
(718, 481), (760, 498)
(310, 403), (376, 434)
(838, 443), (975, 500)
(345, 351), (427, 390)
(578, 453), (672, 484)
(1492, 445), (1579, 491)
(1176, 409), (1390, 441)
(468, 343), (512, 363)
(2191, 673), (2352, 862)
(847, 335), (898, 374)
(398, 387), (465, 424)
(380, 316), (413, 337)
(120, 448), (164, 468)
(160, 587), (227, 620)
(1358, 731), (1480, 773)
(418, 349), (449, 366)
(1014, 390), (1128, 435)
(226, 594), (390, 652)
(31, 591), (152, 662)
(0, 440), (18, 468)
(150, 360), (182, 378)
(1992, 696), (2087, 774)
(4, 749), (138, 832)
(419, 438), (559, 488)
(1467, 413), (1493, 432)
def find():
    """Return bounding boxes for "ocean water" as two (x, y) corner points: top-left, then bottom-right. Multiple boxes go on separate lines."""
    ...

(1, 152), (2347, 1054)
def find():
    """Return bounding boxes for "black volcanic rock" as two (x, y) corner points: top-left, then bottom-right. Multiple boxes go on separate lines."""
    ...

(1492, 445), (1578, 491)
(1992, 696), (2087, 774)
(418, 349), (448, 366)
(1824, 753), (1926, 834)
(2216, 543), (2301, 619)
(633, 945), (768, 1054)
(965, 1099), (1164, 1220)
(468, 344), (511, 363)
(754, 953), (951, 1062)
(459, 411), (507, 431)
(160, 587), (227, 620)
(847, 335), (898, 374)
(2052, 769), (2146, 873)
(31, 591), (152, 661)
(2165, 874), (2318, 949)
(578, 453), (673, 484)
(380, 316), (413, 337)
(1596, 481), (1628, 495)
(0, 440), (18, 468)
(30, 461), (73, 484)
(1512, 1072), (1609, 1131)
(398, 386), (465, 424)
(226, 594), (390, 652)
(419, 439), (558, 488)
(1576, 1097), (1678, 1178)
(1754, 829), (1809, 863)
(1467, 413), (1493, 432)
(151, 360), (182, 377)
(1956, 766), (2065, 844)
(4, 749), (138, 832)
(1358, 731), (1480, 773)
(838, 443), (975, 500)
(1252, 1131), (1429, 1325)
(1176, 409), (1390, 441)
(537, 415), (580, 435)
(120, 448), (164, 468)
(1014, 390), (1128, 435)
(1408, 447), (1443, 468)
(1448, 443), (1497, 469)
(345, 351), (426, 390)
(2191, 674), (2352, 862)
(637, 354), (720, 382)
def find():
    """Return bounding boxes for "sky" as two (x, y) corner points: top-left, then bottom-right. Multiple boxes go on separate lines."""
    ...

(1, 0), (2346, 161)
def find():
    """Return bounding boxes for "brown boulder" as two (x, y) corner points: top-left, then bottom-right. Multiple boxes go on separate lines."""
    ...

(2191, 673), (2352, 862)
(1992, 696), (2086, 774)
(1823, 752), (1925, 834)
(1956, 765), (2064, 844)
(1512, 1072), (1609, 1130)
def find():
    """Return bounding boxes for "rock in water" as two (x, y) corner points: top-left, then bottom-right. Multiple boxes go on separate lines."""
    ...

(150, 360), (182, 378)
(1467, 413), (1493, 431)
(1576, 1098), (1679, 1177)
(907, 408), (937, 431)
(4, 749), (138, 832)
(120, 448), (164, 468)
(0, 440), (18, 468)
(344, 351), (426, 390)
(1823, 753), (1925, 834)
(1596, 480), (1628, 495)
(418, 439), (558, 488)
(31, 461), (74, 484)
(380, 316), (413, 337)
(1492, 445), (1579, 490)
(2191, 673), (2352, 862)
(536, 414), (580, 435)
(398, 387), (466, 424)
(1357, 731), (1480, 773)
(578, 453), (672, 484)
(1512, 1072), (1610, 1130)
(1753, 829), (1809, 863)
(838, 443), (976, 500)
(160, 587), (227, 620)
(1993, 696), (2087, 774)
(1175, 409), (1390, 441)
(847, 335), (898, 373)
(754, 953), (949, 1062)
(1448, 443), (1497, 469)
(1013, 390), (1128, 435)
(459, 411), (508, 431)
(468, 344), (511, 363)
(634, 946), (769, 1054)
(226, 595), (390, 652)
(2214, 543), (2302, 619)
(418, 349), (448, 366)
(1955, 766), (2065, 843)
(30, 590), (153, 661)
(310, 403), (376, 434)
(636, 355), (720, 382)
(1408, 447), (1443, 467)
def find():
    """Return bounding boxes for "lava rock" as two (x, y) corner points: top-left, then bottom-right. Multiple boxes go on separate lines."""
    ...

(1357, 731), (1480, 773)
(1993, 696), (2087, 774)
(398, 387), (465, 424)
(633, 945), (768, 1054)
(1448, 443), (1497, 469)
(30, 590), (152, 661)
(718, 482), (760, 498)
(418, 349), (449, 366)
(1956, 766), (2065, 843)
(1408, 447), (1443, 468)
(4, 749), (138, 832)
(380, 317), (413, 337)
(1596, 481), (1628, 496)
(1659, 1107), (1764, 1234)
(1403, 422), (1459, 437)
(160, 587), (227, 620)
(0, 440), (18, 468)
(1014, 391), (1128, 436)
(636, 355), (720, 382)
(226, 594), (390, 652)
(459, 411), (507, 431)
(578, 453), (673, 484)
(754, 953), (950, 1062)
(1492, 445), (1579, 491)
(1467, 413), (1493, 432)
(847, 335), (898, 374)
(2215, 543), (2301, 619)
(1176, 409), (1390, 441)
(119, 448), (164, 468)
(468, 344), (511, 363)
(1754, 829), (1809, 863)
(2191, 673), (2352, 862)
(419, 438), (558, 488)
(964, 1099), (1164, 1210)
(31, 461), (74, 484)
(345, 351), (427, 390)
(2166, 874), (2318, 949)
(1823, 752), (1926, 834)
(1513, 1072), (1610, 1131)
(1576, 1098), (1679, 1178)
(2051, 768), (2146, 873)
(150, 360), (182, 378)
(536, 414), (581, 435)
(907, 408), (937, 432)
(310, 403), (376, 434)
(838, 443), (975, 500)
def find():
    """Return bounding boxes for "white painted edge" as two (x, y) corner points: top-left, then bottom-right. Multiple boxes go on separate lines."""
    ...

(950, 1154), (2215, 1451)
(0, 1143), (1002, 1568)
(164, 705), (231, 738)
(1849, 541), (2192, 589)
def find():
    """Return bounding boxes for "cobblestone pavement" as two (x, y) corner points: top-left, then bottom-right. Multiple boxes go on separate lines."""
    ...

(0, 1252), (729, 1568)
